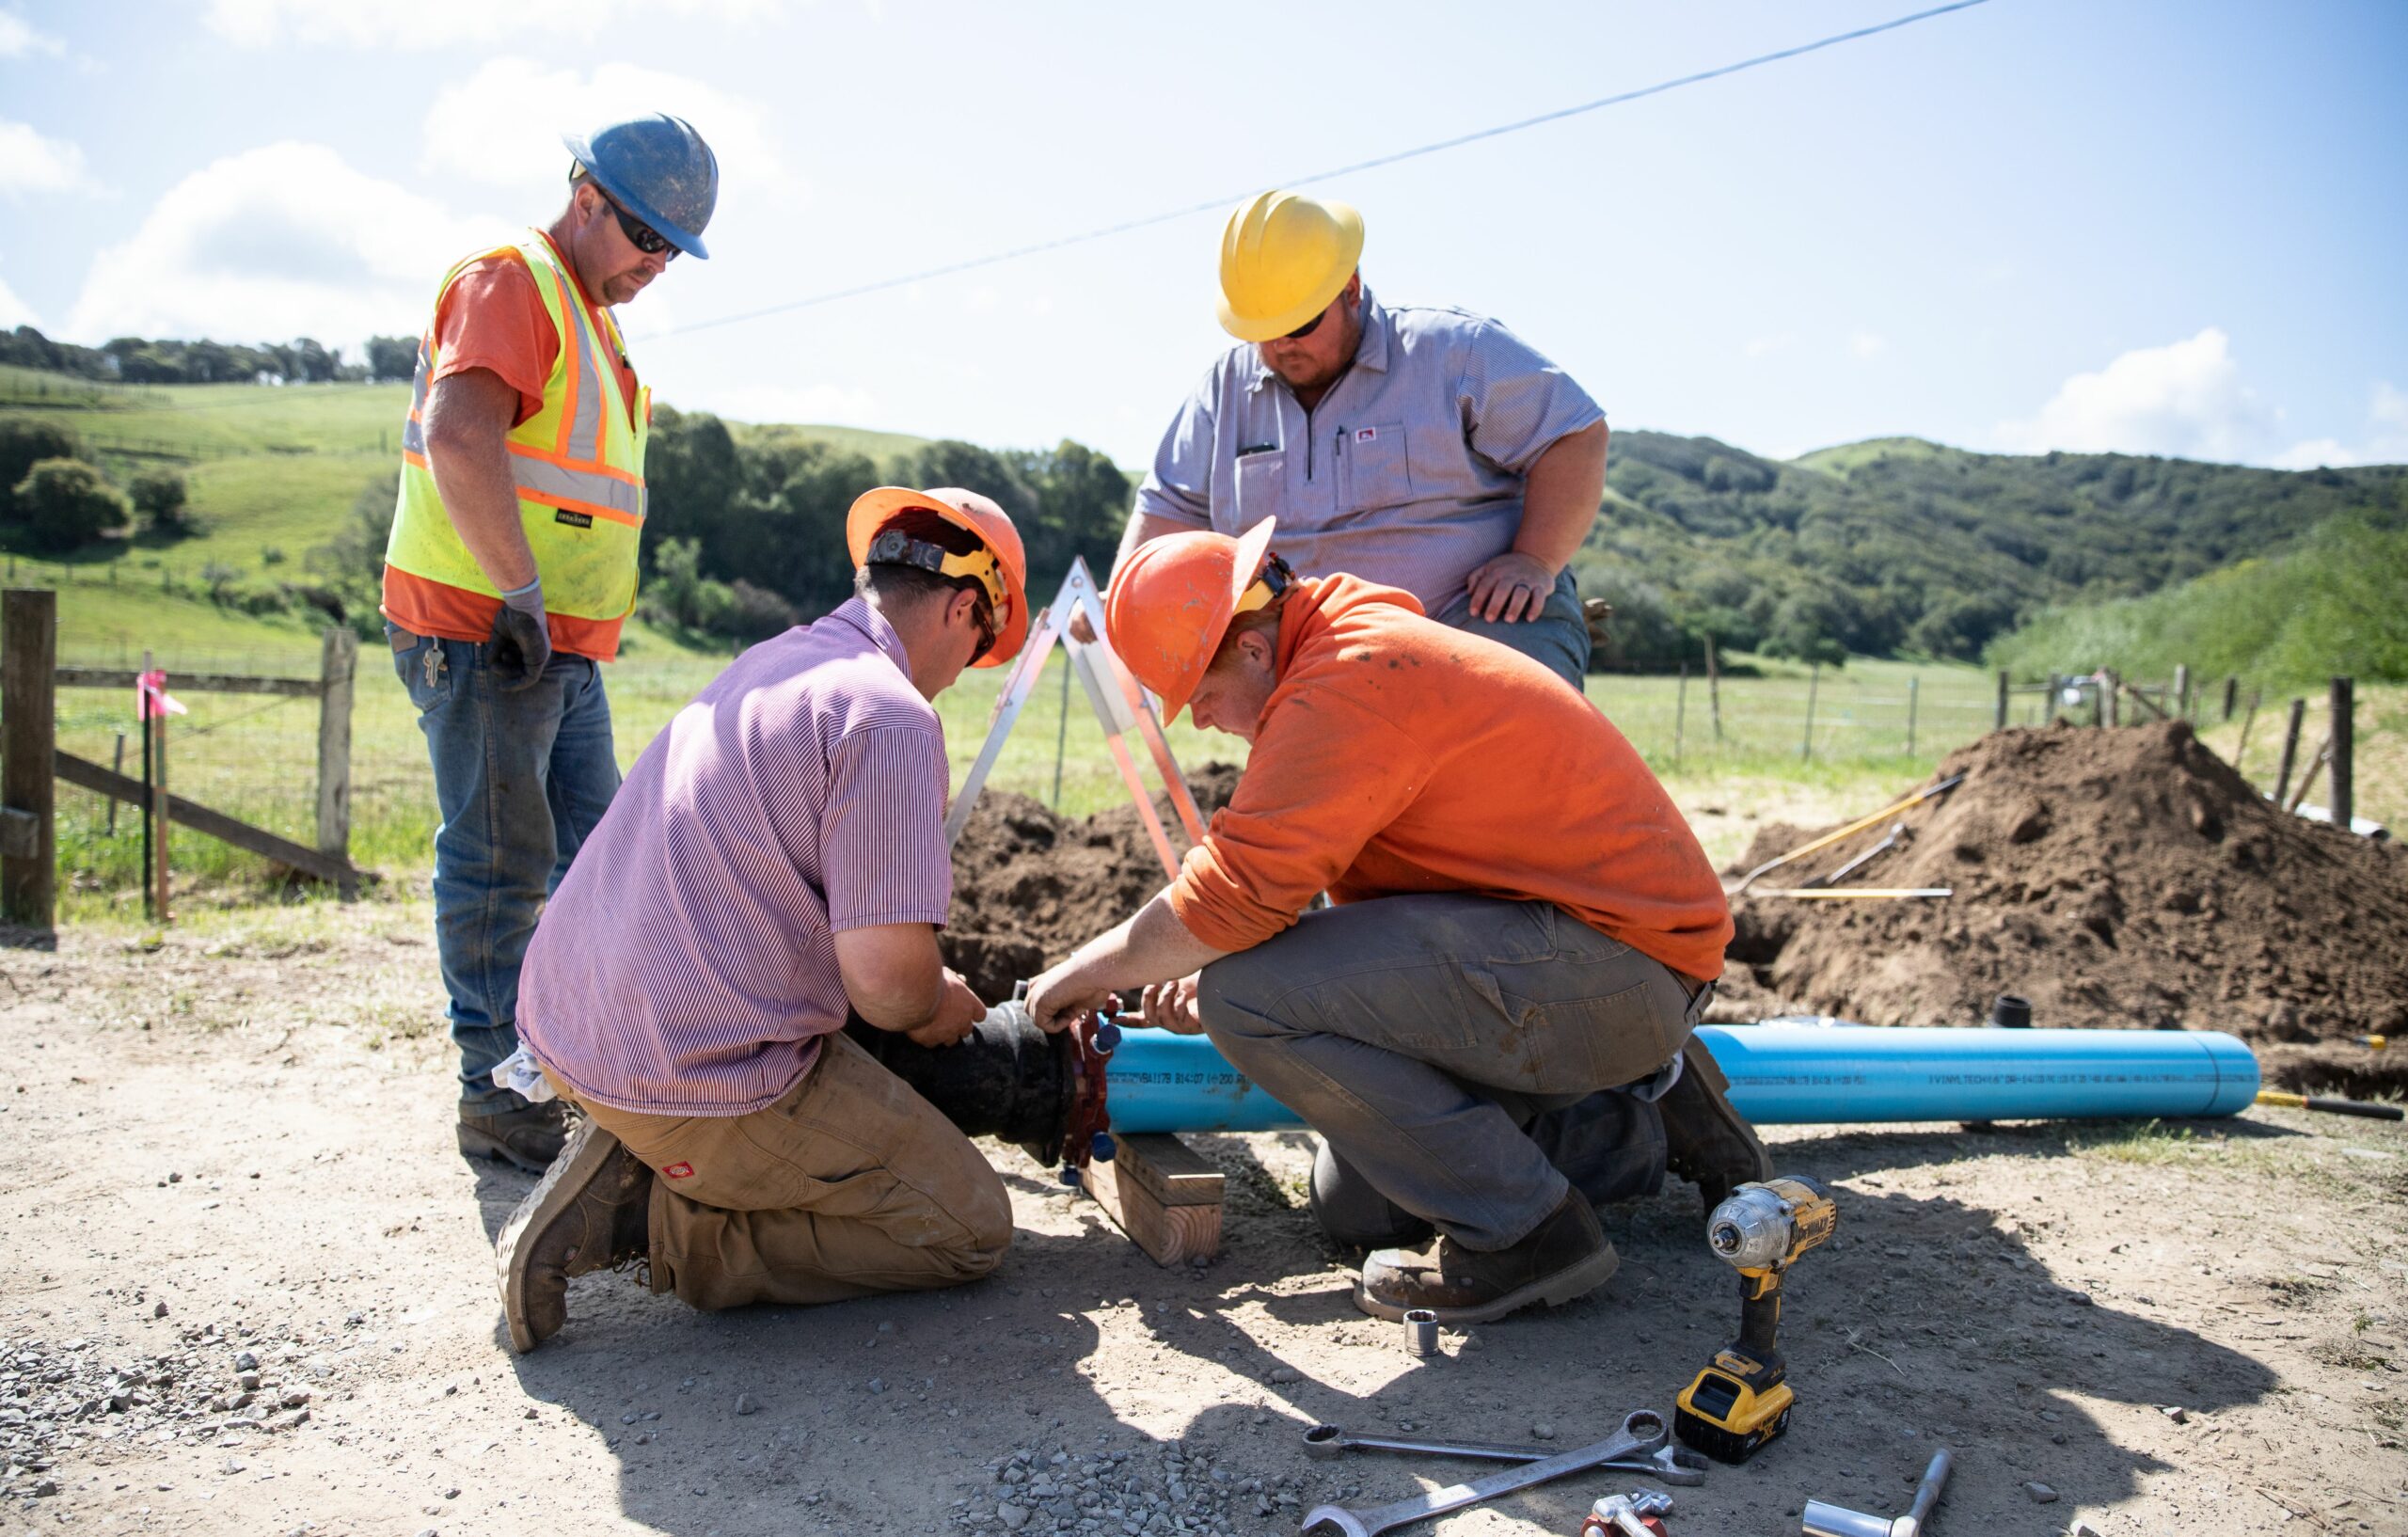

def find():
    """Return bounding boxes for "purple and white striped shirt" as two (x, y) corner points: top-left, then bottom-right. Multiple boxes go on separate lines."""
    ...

(517, 597), (952, 1115)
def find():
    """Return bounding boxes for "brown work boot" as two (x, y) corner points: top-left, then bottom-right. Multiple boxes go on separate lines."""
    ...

(496, 1121), (653, 1353)
(1354, 1192), (1620, 1325)
(1660, 1039), (1773, 1213)
(458, 1098), (571, 1174)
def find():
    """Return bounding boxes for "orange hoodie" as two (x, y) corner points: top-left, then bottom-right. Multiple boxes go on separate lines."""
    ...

(1165, 574), (1734, 981)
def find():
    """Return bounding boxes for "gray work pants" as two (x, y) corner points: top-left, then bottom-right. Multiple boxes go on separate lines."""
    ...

(1197, 892), (1704, 1251)
(1430, 568), (1592, 694)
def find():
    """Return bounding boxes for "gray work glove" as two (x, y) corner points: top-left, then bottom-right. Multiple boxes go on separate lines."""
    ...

(488, 578), (552, 692)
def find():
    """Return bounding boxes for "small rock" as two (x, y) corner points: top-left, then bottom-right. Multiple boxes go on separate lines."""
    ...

(2159, 1404), (2188, 1424)
(1266, 1367), (1301, 1385)
(233, 1351), (259, 1372)
(153, 1301), (169, 1319)
(2022, 1481), (2059, 1504)
(1531, 1424), (1555, 1441)
(868, 1377), (887, 1394)
(736, 1393), (759, 1416)
(168, 1172), (182, 1184)
(33, 1479), (58, 1497)
(997, 1500), (1031, 1530)
(444, 1488), (459, 1500)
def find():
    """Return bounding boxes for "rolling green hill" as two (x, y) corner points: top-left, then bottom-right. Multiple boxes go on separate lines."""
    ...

(1576, 430), (2407, 666)
(6, 363), (2403, 673)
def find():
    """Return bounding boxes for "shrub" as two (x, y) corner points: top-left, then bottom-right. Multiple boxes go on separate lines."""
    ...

(11, 458), (129, 551)
(261, 545), (286, 565)
(0, 420), (82, 522)
(128, 468), (195, 535)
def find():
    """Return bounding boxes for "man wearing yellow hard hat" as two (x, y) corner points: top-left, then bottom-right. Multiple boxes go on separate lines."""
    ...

(1116, 189), (1610, 691)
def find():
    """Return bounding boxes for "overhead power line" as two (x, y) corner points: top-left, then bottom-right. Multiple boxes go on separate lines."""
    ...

(644, 0), (1990, 342)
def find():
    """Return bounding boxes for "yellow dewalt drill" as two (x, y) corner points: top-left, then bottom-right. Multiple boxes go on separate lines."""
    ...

(1674, 1175), (1838, 1463)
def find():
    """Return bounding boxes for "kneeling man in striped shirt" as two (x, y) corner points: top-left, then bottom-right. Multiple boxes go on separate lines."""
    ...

(494, 487), (1033, 1351)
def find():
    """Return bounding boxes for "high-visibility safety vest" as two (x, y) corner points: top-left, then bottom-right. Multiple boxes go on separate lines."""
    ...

(386, 232), (651, 649)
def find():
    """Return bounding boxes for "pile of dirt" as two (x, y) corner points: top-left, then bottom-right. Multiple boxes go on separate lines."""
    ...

(939, 764), (1244, 1001)
(1720, 721), (2408, 1096)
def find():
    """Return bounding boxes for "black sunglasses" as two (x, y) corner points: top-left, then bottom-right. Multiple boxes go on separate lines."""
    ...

(1281, 307), (1328, 341)
(594, 186), (677, 261)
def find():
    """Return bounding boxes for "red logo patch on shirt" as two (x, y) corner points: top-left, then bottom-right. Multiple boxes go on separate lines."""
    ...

(1356, 427), (1378, 443)
(661, 1162), (695, 1180)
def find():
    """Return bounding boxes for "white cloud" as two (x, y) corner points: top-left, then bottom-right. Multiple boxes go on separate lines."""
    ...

(203, 0), (785, 49)
(2271, 382), (2408, 469)
(0, 119), (99, 196)
(63, 141), (510, 352)
(1994, 328), (2274, 461)
(0, 266), (39, 329)
(1849, 330), (1886, 358)
(420, 57), (787, 204)
(0, 11), (65, 56)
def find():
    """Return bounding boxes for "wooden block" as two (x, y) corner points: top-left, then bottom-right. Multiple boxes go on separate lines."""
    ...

(1084, 1133), (1223, 1267)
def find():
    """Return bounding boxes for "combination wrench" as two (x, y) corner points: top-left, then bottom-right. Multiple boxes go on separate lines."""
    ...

(1301, 1408), (1670, 1537)
(1300, 1423), (1706, 1485)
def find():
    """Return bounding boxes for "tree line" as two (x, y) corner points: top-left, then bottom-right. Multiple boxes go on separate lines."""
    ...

(312, 407), (1134, 645)
(0, 325), (418, 387)
(1574, 432), (2408, 670)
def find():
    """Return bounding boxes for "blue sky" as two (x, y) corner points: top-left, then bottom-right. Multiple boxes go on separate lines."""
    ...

(2, 0), (2402, 470)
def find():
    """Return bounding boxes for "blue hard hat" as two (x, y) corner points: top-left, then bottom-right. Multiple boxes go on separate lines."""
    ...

(562, 113), (718, 260)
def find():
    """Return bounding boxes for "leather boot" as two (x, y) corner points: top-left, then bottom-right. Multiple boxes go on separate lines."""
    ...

(1355, 1192), (1620, 1324)
(457, 1098), (571, 1174)
(496, 1121), (653, 1352)
(1660, 1039), (1773, 1213)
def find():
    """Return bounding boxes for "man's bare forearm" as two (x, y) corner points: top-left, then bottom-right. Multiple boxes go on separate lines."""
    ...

(1027, 893), (1229, 1032)
(1513, 420), (1609, 575)
(422, 369), (539, 593)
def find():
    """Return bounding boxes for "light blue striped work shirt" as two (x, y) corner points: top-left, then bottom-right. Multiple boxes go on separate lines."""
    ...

(1133, 290), (1604, 613)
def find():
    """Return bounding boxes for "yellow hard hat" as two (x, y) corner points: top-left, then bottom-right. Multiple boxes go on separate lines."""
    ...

(1215, 190), (1364, 343)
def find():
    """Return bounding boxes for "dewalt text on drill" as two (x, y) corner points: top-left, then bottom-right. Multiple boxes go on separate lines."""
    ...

(1674, 1174), (1838, 1463)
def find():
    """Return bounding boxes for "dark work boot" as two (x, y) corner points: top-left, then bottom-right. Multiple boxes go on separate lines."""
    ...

(1660, 1039), (1773, 1214)
(1354, 1192), (1620, 1325)
(457, 1098), (571, 1174)
(496, 1121), (654, 1353)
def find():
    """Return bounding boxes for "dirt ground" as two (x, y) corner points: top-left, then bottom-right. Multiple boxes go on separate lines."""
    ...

(3, 900), (2404, 1537)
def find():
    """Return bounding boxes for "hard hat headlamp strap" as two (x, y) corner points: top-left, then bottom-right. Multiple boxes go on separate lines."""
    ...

(865, 527), (1007, 614)
(1232, 550), (1294, 616)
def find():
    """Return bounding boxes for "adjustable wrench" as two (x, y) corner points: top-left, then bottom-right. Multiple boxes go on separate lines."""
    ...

(1302, 1409), (1670, 1537)
(1300, 1424), (1706, 1485)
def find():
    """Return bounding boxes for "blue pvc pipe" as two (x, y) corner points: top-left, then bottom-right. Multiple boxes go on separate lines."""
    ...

(1100, 1022), (2260, 1133)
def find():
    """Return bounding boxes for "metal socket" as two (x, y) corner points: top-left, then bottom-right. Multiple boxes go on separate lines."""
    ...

(1402, 1309), (1438, 1357)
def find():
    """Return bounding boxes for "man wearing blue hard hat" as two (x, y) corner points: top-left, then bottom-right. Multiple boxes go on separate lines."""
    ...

(381, 112), (717, 1173)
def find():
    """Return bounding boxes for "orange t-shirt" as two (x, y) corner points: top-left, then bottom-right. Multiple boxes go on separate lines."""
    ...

(1164, 574), (1735, 981)
(381, 233), (641, 661)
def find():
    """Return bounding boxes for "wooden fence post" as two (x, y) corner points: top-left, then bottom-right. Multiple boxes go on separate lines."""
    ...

(2330, 677), (2354, 832)
(1, 590), (56, 933)
(1994, 669), (2009, 730)
(2175, 664), (2191, 721)
(2102, 670), (2121, 727)
(1907, 673), (1920, 754)
(1704, 637), (1722, 743)
(2273, 698), (2306, 804)
(1801, 663), (1820, 762)
(2221, 676), (2239, 721)
(1673, 663), (1687, 762)
(315, 626), (356, 862)
(2233, 689), (2259, 777)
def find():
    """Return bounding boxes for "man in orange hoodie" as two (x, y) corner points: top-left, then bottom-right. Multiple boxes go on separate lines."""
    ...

(1026, 522), (1764, 1323)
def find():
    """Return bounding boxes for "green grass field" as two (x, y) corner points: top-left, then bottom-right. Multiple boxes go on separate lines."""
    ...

(6, 372), (2393, 918)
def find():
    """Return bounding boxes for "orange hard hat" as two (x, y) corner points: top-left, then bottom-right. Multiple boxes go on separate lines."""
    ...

(846, 485), (1030, 668)
(1104, 519), (1280, 721)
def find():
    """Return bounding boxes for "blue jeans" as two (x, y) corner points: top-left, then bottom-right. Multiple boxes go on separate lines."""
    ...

(388, 624), (622, 1113)
(1430, 568), (1592, 692)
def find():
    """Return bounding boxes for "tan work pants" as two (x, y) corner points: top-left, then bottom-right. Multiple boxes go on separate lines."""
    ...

(558, 1031), (1014, 1311)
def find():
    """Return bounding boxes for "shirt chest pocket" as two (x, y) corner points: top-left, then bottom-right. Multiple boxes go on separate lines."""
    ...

(1235, 449), (1287, 525)
(1341, 422), (1413, 512)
